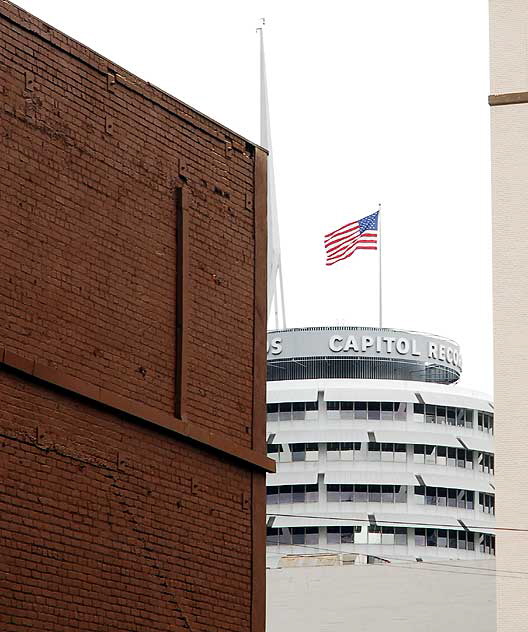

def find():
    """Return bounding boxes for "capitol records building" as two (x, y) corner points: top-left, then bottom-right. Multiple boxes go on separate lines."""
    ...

(266, 327), (495, 565)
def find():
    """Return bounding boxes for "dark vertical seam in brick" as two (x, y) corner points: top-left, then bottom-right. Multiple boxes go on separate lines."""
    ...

(174, 186), (185, 419)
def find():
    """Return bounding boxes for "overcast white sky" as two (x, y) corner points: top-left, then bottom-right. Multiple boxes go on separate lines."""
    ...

(14, 0), (493, 394)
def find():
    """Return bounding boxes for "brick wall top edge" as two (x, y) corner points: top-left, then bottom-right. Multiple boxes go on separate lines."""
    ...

(0, 0), (268, 154)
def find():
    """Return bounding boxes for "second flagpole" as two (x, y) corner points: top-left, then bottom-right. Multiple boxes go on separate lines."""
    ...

(378, 202), (382, 328)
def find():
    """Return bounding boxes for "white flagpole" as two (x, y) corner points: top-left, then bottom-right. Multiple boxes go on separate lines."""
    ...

(279, 261), (287, 329)
(378, 203), (382, 328)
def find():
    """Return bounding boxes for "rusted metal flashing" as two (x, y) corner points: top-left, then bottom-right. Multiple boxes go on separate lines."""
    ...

(489, 92), (528, 106)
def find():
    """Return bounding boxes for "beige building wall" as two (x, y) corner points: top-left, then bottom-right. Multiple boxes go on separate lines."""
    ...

(490, 2), (528, 630)
(267, 562), (495, 632)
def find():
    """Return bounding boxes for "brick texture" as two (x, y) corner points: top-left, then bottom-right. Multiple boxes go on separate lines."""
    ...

(0, 1), (257, 446)
(0, 2), (267, 631)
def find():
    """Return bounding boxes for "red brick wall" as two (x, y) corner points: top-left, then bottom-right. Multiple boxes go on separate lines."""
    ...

(0, 3), (270, 631)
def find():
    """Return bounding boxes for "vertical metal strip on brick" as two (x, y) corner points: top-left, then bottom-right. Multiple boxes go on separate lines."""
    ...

(175, 186), (189, 420)
(251, 147), (268, 632)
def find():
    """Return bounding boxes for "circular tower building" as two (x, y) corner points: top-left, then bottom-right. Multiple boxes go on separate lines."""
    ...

(266, 327), (495, 565)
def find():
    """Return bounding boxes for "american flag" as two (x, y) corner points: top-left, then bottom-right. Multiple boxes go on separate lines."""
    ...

(324, 211), (379, 266)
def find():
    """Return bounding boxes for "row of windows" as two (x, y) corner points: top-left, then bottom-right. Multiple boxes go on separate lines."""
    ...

(415, 529), (495, 554)
(267, 443), (319, 462)
(327, 442), (409, 463)
(267, 401), (493, 434)
(268, 442), (408, 463)
(413, 404), (475, 428)
(267, 484), (494, 512)
(267, 527), (319, 545)
(266, 402), (318, 416)
(266, 526), (495, 553)
(327, 401), (407, 421)
(415, 486), (475, 510)
(414, 445), (474, 469)
(265, 525), (405, 546)
(267, 485), (319, 504)
(327, 484), (407, 503)
(266, 442), (494, 472)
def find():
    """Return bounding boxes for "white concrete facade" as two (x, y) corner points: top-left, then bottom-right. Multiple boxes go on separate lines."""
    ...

(266, 328), (495, 566)
(490, 2), (528, 629)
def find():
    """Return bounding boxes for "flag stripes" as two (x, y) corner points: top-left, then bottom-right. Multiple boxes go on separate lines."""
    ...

(324, 211), (379, 266)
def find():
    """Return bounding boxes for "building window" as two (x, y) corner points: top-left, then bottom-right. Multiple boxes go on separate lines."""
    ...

(415, 528), (426, 546)
(426, 405), (436, 424)
(425, 444), (436, 465)
(381, 402), (393, 420)
(479, 533), (495, 555)
(369, 485), (382, 503)
(354, 401), (367, 420)
(279, 403), (292, 421)
(414, 444), (425, 464)
(479, 492), (495, 515)
(327, 526), (361, 544)
(367, 402), (381, 420)
(478, 453), (494, 474)
(477, 412), (494, 434)
(394, 527), (408, 545)
(368, 442), (381, 461)
(414, 403), (425, 416)
(266, 403), (279, 422)
(457, 408), (473, 427)
(267, 527), (280, 545)
(381, 485), (394, 502)
(267, 486), (279, 504)
(436, 406), (447, 425)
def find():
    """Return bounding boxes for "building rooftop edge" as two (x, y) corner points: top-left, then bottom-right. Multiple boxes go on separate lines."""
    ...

(1, 1), (267, 153)
(267, 326), (459, 347)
